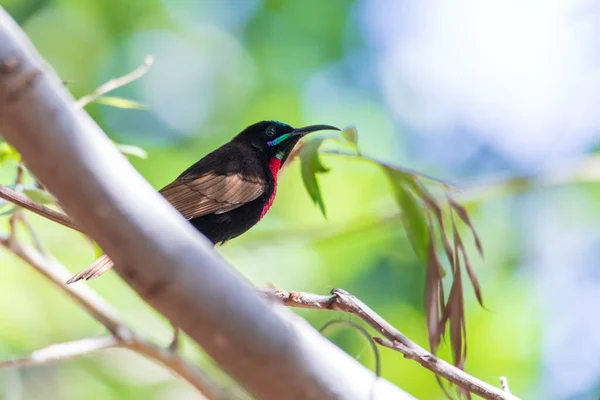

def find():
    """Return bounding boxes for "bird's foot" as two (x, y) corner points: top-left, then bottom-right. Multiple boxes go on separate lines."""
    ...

(168, 324), (180, 353)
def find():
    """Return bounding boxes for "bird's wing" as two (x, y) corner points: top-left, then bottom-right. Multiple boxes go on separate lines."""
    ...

(159, 172), (265, 220)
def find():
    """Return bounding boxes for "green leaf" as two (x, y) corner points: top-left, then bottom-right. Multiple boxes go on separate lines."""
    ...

(93, 241), (104, 258)
(93, 96), (149, 110)
(0, 142), (21, 165)
(115, 143), (148, 159)
(341, 125), (359, 149)
(22, 187), (55, 204)
(300, 138), (330, 218)
(385, 168), (429, 261)
(0, 207), (17, 216)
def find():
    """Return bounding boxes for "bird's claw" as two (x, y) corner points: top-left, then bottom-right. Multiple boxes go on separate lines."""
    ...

(168, 325), (180, 353)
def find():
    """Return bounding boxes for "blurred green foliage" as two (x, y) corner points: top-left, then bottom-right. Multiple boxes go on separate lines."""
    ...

(0, 1), (541, 399)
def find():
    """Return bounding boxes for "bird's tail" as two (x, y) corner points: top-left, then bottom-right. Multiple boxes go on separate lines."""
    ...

(66, 254), (114, 284)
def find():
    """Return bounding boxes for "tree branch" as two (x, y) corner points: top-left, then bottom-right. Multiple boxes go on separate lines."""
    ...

(500, 377), (511, 394)
(0, 8), (411, 400)
(0, 184), (82, 232)
(0, 337), (118, 369)
(0, 233), (226, 399)
(74, 56), (154, 108)
(259, 288), (520, 400)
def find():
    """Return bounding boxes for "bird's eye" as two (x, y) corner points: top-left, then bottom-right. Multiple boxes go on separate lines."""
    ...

(266, 125), (277, 137)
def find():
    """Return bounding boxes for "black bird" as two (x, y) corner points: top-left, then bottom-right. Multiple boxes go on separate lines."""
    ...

(67, 120), (339, 284)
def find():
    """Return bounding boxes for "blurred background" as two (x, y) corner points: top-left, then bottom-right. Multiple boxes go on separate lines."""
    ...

(1, 0), (600, 399)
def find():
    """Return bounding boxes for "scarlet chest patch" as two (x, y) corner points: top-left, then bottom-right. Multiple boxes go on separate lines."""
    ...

(260, 157), (282, 219)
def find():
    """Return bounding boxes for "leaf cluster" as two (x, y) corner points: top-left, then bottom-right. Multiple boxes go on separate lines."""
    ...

(298, 126), (484, 377)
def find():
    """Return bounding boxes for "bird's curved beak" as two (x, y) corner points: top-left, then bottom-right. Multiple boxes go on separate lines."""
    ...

(267, 124), (340, 147)
(291, 124), (340, 137)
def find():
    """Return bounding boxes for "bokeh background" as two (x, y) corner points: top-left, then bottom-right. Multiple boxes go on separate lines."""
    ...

(1, 0), (600, 399)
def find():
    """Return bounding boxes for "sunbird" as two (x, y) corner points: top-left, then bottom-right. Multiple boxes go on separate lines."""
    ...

(67, 121), (339, 283)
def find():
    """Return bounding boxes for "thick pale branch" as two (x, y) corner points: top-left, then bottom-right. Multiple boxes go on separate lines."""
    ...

(259, 288), (520, 400)
(0, 9), (411, 400)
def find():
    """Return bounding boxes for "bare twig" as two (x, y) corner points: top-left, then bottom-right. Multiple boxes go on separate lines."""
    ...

(74, 56), (154, 108)
(0, 234), (225, 399)
(500, 377), (511, 394)
(259, 288), (520, 400)
(319, 319), (381, 378)
(0, 337), (118, 369)
(15, 212), (46, 253)
(0, 185), (82, 232)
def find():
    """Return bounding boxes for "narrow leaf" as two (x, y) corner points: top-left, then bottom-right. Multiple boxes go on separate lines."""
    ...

(115, 143), (148, 159)
(449, 199), (483, 257)
(340, 125), (359, 149)
(449, 216), (467, 369)
(447, 258), (466, 369)
(455, 227), (485, 307)
(412, 179), (453, 277)
(0, 207), (17, 216)
(299, 138), (330, 218)
(22, 187), (55, 205)
(0, 142), (21, 165)
(385, 169), (429, 261)
(93, 241), (104, 258)
(425, 239), (443, 353)
(93, 96), (149, 110)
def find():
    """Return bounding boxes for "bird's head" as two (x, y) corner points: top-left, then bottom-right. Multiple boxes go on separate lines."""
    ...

(233, 120), (339, 164)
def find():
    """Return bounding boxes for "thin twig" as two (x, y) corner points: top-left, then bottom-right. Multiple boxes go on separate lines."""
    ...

(319, 319), (381, 378)
(500, 377), (511, 394)
(74, 56), (154, 108)
(0, 185), (82, 232)
(0, 336), (118, 369)
(0, 234), (225, 399)
(16, 213), (46, 254)
(8, 165), (25, 246)
(259, 288), (520, 400)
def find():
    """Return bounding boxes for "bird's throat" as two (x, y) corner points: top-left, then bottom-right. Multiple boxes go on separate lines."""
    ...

(260, 156), (283, 219)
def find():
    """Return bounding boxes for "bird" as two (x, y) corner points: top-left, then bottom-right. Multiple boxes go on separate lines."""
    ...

(66, 120), (339, 284)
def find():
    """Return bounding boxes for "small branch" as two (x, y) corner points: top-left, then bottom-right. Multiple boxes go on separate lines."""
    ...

(0, 234), (124, 333)
(15, 212), (46, 253)
(319, 319), (381, 378)
(74, 56), (154, 108)
(0, 184), (82, 232)
(0, 334), (224, 399)
(0, 336), (118, 369)
(0, 235), (225, 399)
(259, 288), (520, 400)
(500, 377), (511, 394)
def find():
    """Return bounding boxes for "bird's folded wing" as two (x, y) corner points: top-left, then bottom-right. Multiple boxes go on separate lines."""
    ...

(159, 172), (265, 220)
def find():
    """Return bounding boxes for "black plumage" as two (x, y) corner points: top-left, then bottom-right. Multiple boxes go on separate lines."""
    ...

(67, 120), (339, 283)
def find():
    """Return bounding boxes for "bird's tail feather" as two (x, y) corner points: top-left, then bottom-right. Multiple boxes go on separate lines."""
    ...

(66, 254), (114, 284)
